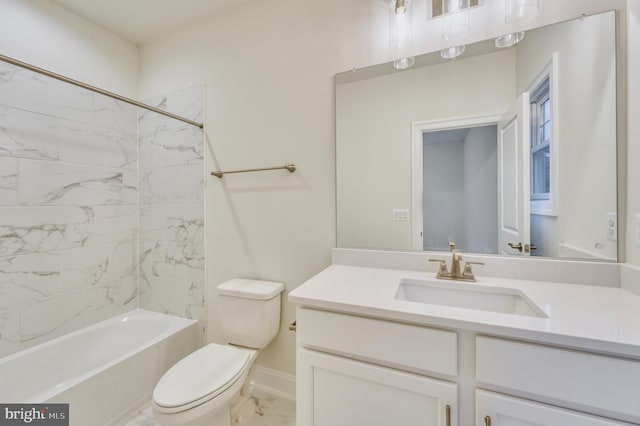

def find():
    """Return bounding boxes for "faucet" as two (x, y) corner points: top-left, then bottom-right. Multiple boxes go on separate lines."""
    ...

(429, 239), (483, 282)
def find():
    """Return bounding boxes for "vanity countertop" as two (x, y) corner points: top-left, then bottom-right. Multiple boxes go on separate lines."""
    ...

(289, 264), (640, 359)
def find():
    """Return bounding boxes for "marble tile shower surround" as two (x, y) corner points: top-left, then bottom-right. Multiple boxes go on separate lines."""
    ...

(0, 60), (205, 357)
(137, 85), (205, 340)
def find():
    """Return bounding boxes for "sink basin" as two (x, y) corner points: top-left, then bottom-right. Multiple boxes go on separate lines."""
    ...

(396, 278), (548, 318)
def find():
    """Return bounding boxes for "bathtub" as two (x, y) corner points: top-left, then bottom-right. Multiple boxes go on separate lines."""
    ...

(0, 309), (198, 426)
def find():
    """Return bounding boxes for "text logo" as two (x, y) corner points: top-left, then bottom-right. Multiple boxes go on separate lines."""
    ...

(0, 404), (68, 425)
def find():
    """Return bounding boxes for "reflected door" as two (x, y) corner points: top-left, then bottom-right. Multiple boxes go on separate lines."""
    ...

(498, 93), (531, 256)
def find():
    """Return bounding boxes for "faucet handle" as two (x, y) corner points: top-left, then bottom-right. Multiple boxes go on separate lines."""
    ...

(462, 261), (484, 281)
(429, 259), (449, 277)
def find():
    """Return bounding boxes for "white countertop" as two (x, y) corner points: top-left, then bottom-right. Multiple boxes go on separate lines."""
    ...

(289, 264), (640, 359)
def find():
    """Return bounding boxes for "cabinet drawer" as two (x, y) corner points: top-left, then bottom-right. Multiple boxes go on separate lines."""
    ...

(476, 336), (640, 421)
(476, 390), (634, 426)
(298, 308), (457, 376)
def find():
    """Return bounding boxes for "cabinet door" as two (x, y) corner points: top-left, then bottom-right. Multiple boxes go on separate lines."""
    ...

(476, 390), (634, 426)
(297, 348), (457, 426)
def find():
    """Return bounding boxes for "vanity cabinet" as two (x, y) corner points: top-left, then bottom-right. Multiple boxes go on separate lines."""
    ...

(296, 308), (640, 426)
(296, 308), (459, 426)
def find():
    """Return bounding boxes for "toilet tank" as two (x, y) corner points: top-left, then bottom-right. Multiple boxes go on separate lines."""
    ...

(217, 279), (285, 349)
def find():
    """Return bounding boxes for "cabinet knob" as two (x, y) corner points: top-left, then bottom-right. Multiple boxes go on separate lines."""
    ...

(484, 415), (492, 426)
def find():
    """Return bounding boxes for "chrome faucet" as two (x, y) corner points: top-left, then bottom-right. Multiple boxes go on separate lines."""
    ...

(429, 239), (483, 282)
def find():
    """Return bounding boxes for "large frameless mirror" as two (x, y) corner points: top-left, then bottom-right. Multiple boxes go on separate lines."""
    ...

(336, 10), (618, 261)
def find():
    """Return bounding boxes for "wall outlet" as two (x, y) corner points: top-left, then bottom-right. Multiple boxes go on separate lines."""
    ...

(606, 212), (617, 242)
(393, 209), (409, 221)
(635, 214), (640, 247)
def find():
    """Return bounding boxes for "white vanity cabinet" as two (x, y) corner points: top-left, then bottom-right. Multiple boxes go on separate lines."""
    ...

(296, 308), (459, 426)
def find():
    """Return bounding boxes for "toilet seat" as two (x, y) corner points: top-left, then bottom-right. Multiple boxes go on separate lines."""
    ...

(153, 343), (254, 414)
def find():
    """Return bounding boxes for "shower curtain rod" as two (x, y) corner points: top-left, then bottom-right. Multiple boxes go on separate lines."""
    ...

(0, 53), (204, 129)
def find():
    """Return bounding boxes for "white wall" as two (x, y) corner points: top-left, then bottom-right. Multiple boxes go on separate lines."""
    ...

(626, 0), (640, 266)
(138, 0), (632, 376)
(0, 0), (139, 96)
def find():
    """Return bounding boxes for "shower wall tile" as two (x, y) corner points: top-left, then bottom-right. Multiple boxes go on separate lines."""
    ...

(93, 95), (138, 134)
(17, 160), (123, 206)
(139, 125), (203, 169)
(0, 253), (60, 311)
(138, 84), (205, 339)
(19, 283), (131, 349)
(0, 61), (140, 358)
(0, 157), (18, 206)
(58, 237), (136, 292)
(0, 105), (59, 161)
(0, 205), (137, 258)
(0, 310), (19, 358)
(0, 62), (93, 124)
(139, 205), (204, 242)
(58, 120), (137, 170)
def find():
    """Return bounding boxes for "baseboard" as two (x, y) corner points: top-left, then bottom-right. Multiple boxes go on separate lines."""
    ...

(251, 366), (296, 401)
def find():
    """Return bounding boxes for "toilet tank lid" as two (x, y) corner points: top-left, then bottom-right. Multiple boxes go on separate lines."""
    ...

(217, 278), (284, 300)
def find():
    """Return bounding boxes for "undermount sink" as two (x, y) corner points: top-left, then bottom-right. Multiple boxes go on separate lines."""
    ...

(396, 278), (548, 318)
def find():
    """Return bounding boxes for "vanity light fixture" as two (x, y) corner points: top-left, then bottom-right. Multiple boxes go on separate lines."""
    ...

(389, 0), (415, 69)
(440, 45), (466, 59)
(495, 0), (540, 47)
(442, 0), (470, 41)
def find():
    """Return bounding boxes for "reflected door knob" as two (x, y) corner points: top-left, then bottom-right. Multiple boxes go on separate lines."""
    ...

(508, 242), (523, 252)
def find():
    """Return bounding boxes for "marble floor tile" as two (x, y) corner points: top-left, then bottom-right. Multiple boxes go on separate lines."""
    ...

(117, 388), (296, 426)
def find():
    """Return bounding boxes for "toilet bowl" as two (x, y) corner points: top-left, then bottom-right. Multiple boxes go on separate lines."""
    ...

(152, 279), (284, 426)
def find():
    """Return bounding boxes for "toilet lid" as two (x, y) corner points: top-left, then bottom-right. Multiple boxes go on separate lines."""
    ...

(153, 344), (251, 410)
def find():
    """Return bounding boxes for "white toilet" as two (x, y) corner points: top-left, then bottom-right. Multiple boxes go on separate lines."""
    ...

(152, 278), (285, 426)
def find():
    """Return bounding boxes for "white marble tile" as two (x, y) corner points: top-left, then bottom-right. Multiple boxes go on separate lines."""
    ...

(0, 309), (20, 358)
(139, 125), (203, 169)
(0, 156), (18, 206)
(19, 283), (127, 348)
(123, 169), (138, 205)
(0, 206), (95, 257)
(58, 238), (136, 291)
(139, 239), (204, 285)
(0, 205), (136, 257)
(184, 163), (204, 205)
(139, 167), (185, 205)
(116, 386), (295, 426)
(0, 62), (93, 124)
(0, 105), (59, 160)
(58, 119), (136, 170)
(92, 94), (138, 134)
(0, 253), (60, 311)
(138, 274), (203, 322)
(18, 159), (123, 206)
(139, 205), (204, 243)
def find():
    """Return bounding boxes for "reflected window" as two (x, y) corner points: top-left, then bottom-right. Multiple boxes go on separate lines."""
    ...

(530, 76), (551, 200)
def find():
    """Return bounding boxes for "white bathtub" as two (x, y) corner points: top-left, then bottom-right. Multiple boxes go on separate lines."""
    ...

(0, 309), (198, 426)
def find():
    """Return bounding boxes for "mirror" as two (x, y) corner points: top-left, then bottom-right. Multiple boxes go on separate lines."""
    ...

(336, 11), (618, 261)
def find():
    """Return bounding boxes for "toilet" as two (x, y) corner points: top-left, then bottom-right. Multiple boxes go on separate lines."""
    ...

(152, 278), (285, 426)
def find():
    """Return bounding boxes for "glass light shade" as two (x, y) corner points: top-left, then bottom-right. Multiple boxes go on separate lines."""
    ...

(495, 32), (525, 48)
(505, 0), (540, 24)
(442, 0), (470, 41)
(440, 45), (466, 59)
(389, 0), (413, 53)
(393, 56), (415, 69)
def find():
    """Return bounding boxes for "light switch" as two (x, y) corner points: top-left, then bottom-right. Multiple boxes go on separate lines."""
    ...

(393, 209), (409, 221)
(606, 212), (617, 242)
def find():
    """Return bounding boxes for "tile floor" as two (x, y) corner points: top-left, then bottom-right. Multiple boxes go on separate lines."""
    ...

(118, 388), (295, 426)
